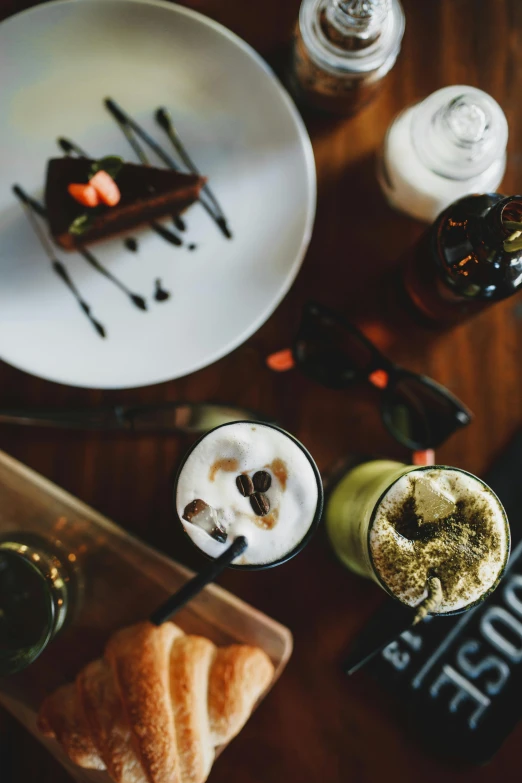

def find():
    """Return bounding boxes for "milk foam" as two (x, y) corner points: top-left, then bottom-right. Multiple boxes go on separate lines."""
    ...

(176, 423), (320, 566)
(369, 467), (509, 613)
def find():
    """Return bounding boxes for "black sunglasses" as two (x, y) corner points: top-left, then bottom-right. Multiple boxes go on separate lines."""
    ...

(267, 302), (472, 451)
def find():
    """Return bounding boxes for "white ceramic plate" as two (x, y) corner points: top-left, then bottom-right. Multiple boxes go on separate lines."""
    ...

(0, 0), (315, 389)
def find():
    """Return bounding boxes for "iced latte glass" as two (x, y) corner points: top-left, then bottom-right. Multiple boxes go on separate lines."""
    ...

(175, 421), (324, 570)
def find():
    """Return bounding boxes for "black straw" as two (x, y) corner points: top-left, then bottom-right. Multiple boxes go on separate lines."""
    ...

(344, 577), (443, 675)
(344, 601), (418, 676)
(150, 536), (248, 626)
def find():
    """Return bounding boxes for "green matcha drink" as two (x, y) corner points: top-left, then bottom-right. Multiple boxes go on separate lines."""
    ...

(326, 460), (510, 615)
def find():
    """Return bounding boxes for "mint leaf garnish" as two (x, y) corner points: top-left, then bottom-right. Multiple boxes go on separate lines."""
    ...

(68, 214), (93, 235)
(88, 155), (123, 180)
(504, 232), (522, 254)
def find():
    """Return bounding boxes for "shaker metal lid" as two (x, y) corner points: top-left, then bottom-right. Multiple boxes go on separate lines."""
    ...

(299, 0), (405, 75)
(337, 0), (390, 38)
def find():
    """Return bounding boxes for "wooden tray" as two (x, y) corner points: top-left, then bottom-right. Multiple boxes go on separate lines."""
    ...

(0, 449), (293, 782)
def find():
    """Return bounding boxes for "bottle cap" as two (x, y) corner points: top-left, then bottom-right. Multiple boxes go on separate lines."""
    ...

(300, 0), (405, 76)
(332, 0), (390, 40)
(411, 85), (508, 181)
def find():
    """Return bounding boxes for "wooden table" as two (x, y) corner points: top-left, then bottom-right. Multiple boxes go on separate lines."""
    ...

(1, 0), (522, 781)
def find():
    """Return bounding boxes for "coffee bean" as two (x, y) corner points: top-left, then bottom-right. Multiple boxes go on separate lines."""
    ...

(236, 474), (254, 497)
(183, 499), (208, 522)
(250, 492), (270, 516)
(253, 470), (272, 492)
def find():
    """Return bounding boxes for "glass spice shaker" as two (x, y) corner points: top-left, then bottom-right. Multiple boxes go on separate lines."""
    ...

(378, 85), (509, 222)
(288, 0), (405, 116)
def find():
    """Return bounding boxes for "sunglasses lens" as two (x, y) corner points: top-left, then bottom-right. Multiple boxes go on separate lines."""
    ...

(296, 309), (375, 389)
(382, 375), (470, 449)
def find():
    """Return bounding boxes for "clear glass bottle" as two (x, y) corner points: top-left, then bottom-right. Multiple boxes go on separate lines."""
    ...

(378, 85), (509, 222)
(289, 0), (405, 116)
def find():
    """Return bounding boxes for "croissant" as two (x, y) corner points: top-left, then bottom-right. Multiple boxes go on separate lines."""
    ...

(38, 621), (274, 783)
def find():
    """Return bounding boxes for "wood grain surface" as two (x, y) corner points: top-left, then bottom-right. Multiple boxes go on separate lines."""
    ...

(1, 0), (522, 781)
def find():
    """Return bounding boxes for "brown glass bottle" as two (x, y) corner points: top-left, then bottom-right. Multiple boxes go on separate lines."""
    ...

(400, 194), (522, 325)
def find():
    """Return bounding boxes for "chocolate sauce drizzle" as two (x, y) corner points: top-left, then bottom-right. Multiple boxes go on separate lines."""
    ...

(51, 261), (107, 338)
(105, 98), (181, 169)
(102, 100), (186, 244)
(12, 185), (106, 339)
(105, 98), (232, 240)
(58, 137), (87, 157)
(17, 189), (47, 219)
(174, 215), (186, 232)
(155, 106), (232, 239)
(11, 100), (234, 340)
(150, 221), (182, 246)
(15, 188), (147, 313)
(78, 246), (147, 311)
(124, 237), (139, 252)
(57, 137), (183, 248)
(153, 278), (171, 302)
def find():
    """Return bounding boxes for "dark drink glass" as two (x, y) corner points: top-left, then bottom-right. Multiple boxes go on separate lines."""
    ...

(0, 535), (73, 676)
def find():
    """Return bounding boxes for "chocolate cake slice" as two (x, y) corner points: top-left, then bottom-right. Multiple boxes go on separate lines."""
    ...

(45, 157), (205, 249)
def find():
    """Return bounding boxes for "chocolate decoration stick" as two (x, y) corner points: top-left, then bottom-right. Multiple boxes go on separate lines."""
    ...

(57, 137), (88, 157)
(105, 98), (181, 171)
(105, 98), (231, 239)
(101, 109), (186, 242)
(150, 536), (248, 625)
(103, 100), (187, 234)
(12, 186), (107, 339)
(155, 106), (232, 239)
(105, 98), (228, 238)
